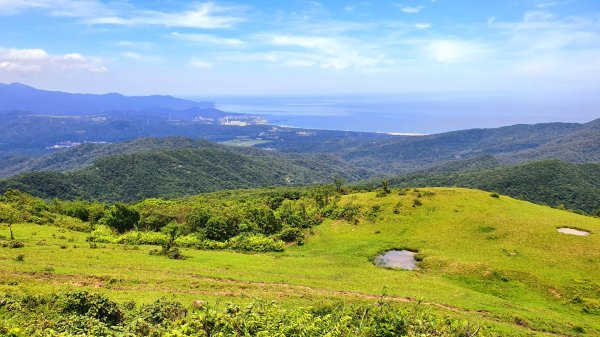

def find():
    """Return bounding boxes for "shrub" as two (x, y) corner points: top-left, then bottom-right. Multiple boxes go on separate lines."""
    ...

(174, 234), (201, 247)
(58, 291), (122, 325)
(14, 254), (24, 262)
(490, 193), (500, 198)
(227, 235), (285, 252)
(116, 231), (168, 246)
(205, 216), (238, 241)
(54, 215), (91, 232)
(196, 240), (227, 250)
(185, 206), (211, 231)
(412, 199), (422, 207)
(1, 241), (24, 248)
(136, 199), (177, 231)
(332, 203), (361, 222)
(100, 203), (140, 233)
(87, 225), (116, 243)
(246, 207), (282, 235)
(140, 298), (187, 324)
(277, 227), (305, 243)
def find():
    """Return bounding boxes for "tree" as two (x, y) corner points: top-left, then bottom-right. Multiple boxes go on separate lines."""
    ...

(136, 199), (176, 231)
(101, 203), (140, 233)
(381, 180), (391, 194)
(0, 203), (23, 240)
(160, 222), (186, 254)
(205, 216), (238, 241)
(185, 206), (211, 232)
(333, 177), (346, 194)
(246, 207), (282, 235)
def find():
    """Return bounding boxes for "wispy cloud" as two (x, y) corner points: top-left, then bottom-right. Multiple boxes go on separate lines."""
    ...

(85, 3), (245, 29)
(0, 0), (116, 17)
(0, 47), (107, 73)
(394, 4), (424, 14)
(536, 2), (558, 9)
(425, 40), (490, 63)
(0, 1), (245, 29)
(259, 34), (386, 69)
(171, 32), (246, 47)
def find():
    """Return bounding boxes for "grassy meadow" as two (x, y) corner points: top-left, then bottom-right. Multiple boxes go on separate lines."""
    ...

(1, 188), (599, 336)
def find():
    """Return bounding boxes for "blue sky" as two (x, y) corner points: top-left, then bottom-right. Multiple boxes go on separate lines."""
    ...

(0, 0), (599, 97)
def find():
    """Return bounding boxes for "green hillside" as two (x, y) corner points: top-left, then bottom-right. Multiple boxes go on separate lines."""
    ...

(0, 147), (368, 201)
(386, 159), (600, 214)
(1, 187), (599, 336)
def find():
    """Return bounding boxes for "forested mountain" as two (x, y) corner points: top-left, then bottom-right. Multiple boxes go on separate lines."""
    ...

(0, 82), (211, 114)
(323, 121), (598, 173)
(0, 143), (368, 201)
(384, 159), (600, 213)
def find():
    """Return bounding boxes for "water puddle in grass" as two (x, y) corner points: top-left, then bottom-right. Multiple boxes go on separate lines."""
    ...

(375, 250), (419, 270)
(557, 227), (590, 236)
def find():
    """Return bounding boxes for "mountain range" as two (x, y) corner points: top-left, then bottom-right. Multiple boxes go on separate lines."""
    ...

(0, 83), (598, 211)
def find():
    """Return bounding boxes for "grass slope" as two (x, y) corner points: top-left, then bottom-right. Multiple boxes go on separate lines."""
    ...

(1, 188), (599, 336)
(387, 159), (600, 213)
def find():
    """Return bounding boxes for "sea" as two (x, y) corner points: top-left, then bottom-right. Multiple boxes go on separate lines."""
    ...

(188, 93), (599, 134)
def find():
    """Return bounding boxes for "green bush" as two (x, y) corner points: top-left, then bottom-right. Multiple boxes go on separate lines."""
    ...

(140, 298), (187, 325)
(205, 216), (238, 241)
(87, 225), (116, 243)
(0, 292), (480, 336)
(246, 206), (282, 235)
(1, 240), (25, 248)
(185, 206), (211, 232)
(174, 234), (201, 247)
(116, 231), (169, 246)
(100, 203), (140, 233)
(57, 291), (122, 325)
(196, 240), (227, 250)
(226, 235), (285, 252)
(277, 227), (305, 243)
(53, 215), (91, 232)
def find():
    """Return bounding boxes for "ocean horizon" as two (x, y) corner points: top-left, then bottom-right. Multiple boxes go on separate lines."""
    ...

(189, 93), (600, 134)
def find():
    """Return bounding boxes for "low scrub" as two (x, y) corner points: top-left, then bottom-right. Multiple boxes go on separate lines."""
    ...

(0, 292), (480, 337)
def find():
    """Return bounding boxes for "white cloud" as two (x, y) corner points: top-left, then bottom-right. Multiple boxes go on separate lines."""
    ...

(261, 34), (385, 69)
(426, 40), (489, 63)
(121, 51), (160, 62)
(395, 4), (424, 14)
(3, 48), (49, 61)
(86, 3), (245, 29)
(0, 48), (107, 74)
(171, 32), (246, 47)
(0, 0), (114, 17)
(414, 23), (431, 29)
(189, 59), (213, 69)
(523, 10), (556, 22)
(536, 2), (558, 9)
(0, 1), (244, 29)
(116, 41), (155, 50)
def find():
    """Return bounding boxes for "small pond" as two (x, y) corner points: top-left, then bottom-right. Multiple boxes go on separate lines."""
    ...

(557, 227), (590, 236)
(374, 250), (419, 270)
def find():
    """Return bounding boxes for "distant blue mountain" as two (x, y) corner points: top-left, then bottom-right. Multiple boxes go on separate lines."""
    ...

(0, 82), (213, 115)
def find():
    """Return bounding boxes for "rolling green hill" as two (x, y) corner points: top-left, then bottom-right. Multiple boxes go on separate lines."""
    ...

(385, 159), (600, 214)
(1, 187), (599, 336)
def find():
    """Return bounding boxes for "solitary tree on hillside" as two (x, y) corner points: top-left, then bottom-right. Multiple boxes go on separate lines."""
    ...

(333, 177), (346, 194)
(0, 203), (23, 240)
(381, 180), (391, 194)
